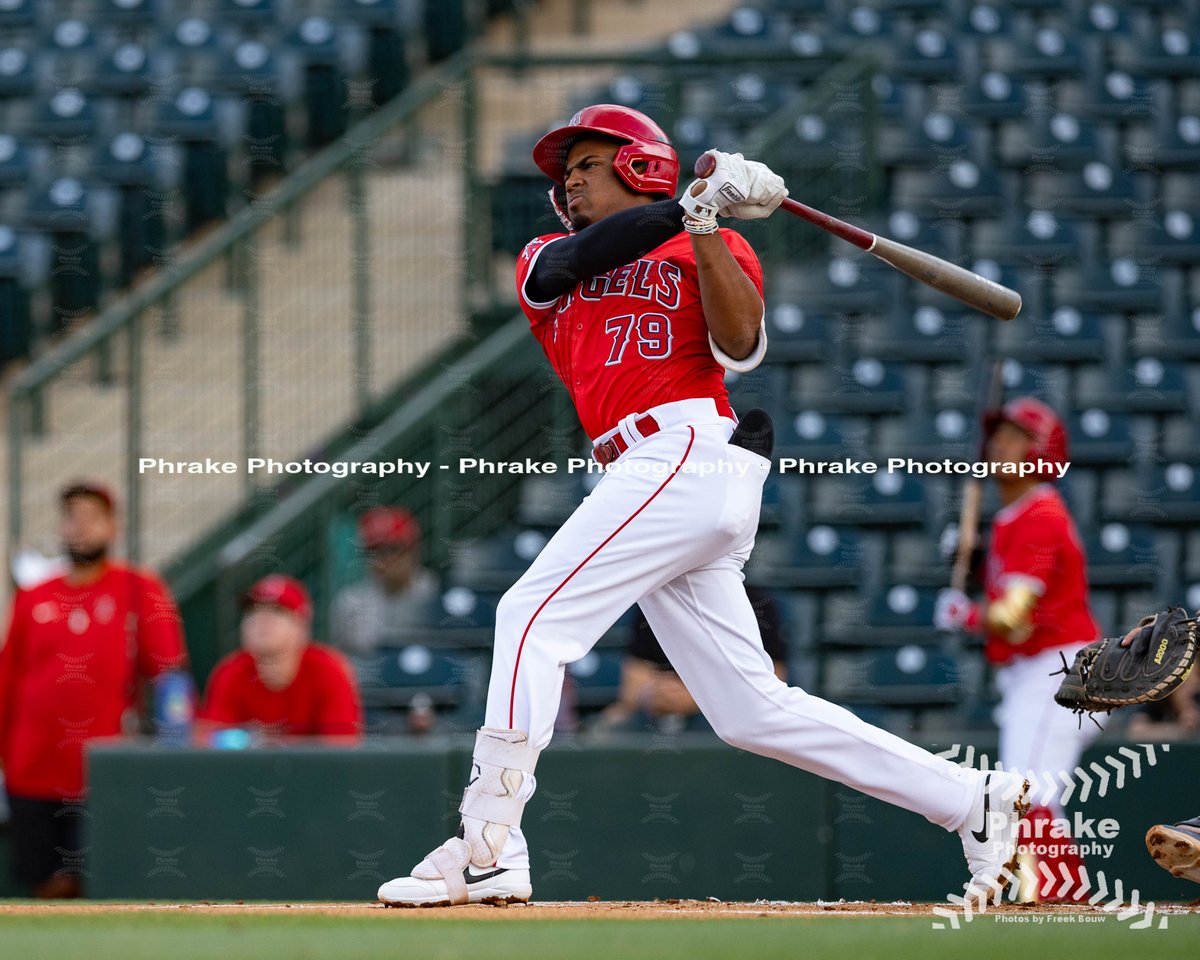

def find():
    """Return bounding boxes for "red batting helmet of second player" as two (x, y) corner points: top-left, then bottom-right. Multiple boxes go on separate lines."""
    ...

(984, 396), (1069, 476)
(532, 104), (679, 196)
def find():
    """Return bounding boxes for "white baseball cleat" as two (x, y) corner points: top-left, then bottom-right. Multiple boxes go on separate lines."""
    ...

(957, 770), (1031, 907)
(377, 837), (532, 907)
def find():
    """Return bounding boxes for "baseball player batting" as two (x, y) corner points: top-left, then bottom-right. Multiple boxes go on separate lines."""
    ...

(377, 105), (1028, 908)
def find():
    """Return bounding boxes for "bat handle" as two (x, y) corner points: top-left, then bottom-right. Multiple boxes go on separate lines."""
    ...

(693, 151), (717, 178)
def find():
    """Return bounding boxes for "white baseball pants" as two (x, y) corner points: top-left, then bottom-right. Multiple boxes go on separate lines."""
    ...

(481, 399), (983, 869)
(995, 644), (1102, 813)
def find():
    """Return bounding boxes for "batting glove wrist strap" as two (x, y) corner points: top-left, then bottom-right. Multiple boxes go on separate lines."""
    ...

(680, 184), (719, 234)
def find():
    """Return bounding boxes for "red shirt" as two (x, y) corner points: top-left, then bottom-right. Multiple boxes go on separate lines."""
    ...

(983, 485), (1101, 665)
(516, 229), (764, 439)
(201, 643), (363, 738)
(0, 563), (187, 800)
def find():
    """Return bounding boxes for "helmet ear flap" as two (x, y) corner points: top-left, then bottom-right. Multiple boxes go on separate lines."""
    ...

(548, 184), (573, 231)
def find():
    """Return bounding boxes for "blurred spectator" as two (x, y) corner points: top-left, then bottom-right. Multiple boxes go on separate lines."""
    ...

(0, 479), (187, 898)
(1127, 666), (1200, 741)
(201, 575), (362, 740)
(331, 507), (438, 654)
(595, 585), (787, 733)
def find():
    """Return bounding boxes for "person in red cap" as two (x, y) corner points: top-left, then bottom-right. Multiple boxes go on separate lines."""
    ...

(330, 507), (438, 655)
(0, 479), (188, 897)
(200, 574), (363, 739)
(935, 397), (1102, 901)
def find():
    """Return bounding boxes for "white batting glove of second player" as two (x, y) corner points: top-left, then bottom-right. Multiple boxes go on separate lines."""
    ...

(680, 151), (788, 234)
(934, 588), (981, 632)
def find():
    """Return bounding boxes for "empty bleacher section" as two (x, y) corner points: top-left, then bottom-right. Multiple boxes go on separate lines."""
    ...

(5, 0), (1200, 736)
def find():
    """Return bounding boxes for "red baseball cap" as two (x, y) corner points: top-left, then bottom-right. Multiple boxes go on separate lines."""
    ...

(358, 507), (420, 550)
(243, 574), (313, 622)
(59, 478), (118, 514)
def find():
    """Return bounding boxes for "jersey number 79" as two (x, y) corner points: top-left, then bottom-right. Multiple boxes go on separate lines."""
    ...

(604, 313), (674, 365)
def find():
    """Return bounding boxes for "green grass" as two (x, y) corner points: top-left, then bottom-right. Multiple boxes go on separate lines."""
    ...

(0, 912), (1196, 960)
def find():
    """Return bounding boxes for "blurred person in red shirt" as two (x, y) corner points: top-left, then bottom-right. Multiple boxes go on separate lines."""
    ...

(201, 575), (363, 740)
(0, 480), (188, 898)
(936, 399), (1101, 901)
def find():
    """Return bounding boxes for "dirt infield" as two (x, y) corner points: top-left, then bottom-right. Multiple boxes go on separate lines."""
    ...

(1, 899), (1197, 919)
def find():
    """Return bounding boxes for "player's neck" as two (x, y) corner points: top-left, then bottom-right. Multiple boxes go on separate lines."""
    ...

(66, 558), (110, 586)
(996, 478), (1042, 507)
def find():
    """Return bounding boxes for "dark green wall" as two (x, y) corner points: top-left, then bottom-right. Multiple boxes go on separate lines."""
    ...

(67, 736), (1200, 903)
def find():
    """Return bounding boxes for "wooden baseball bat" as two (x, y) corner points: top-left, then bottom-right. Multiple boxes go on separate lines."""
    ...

(693, 153), (1022, 322)
(951, 358), (1006, 592)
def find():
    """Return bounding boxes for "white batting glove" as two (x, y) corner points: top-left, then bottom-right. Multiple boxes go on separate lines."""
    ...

(934, 588), (981, 632)
(680, 151), (788, 233)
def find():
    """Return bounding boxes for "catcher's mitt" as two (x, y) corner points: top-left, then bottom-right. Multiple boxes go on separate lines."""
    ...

(1054, 606), (1198, 716)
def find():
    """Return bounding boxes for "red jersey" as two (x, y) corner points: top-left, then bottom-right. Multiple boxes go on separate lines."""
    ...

(983, 485), (1100, 665)
(0, 562), (187, 800)
(201, 643), (363, 738)
(516, 229), (764, 439)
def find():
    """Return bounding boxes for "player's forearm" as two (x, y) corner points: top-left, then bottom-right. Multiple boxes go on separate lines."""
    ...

(525, 199), (685, 301)
(690, 232), (763, 360)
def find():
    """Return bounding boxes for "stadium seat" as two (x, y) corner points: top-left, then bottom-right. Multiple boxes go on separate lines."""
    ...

(353, 645), (480, 708)
(810, 472), (927, 527)
(997, 359), (1070, 410)
(804, 357), (908, 415)
(995, 307), (1107, 364)
(887, 529), (957, 588)
(424, 0), (470, 62)
(774, 408), (870, 461)
(744, 526), (865, 589)
(567, 649), (625, 708)
(892, 27), (960, 80)
(1068, 69), (1158, 122)
(779, 256), (899, 315)
(0, 224), (32, 365)
(875, 408), (975, 462)
(152, 87), (233, 230)
(517, 473), (593, 529)
(972, 211), (1083, 267)
(724, 364), (789, 418)
(448, 528), (547, 591)
(87, 132), (171, 285)
(1003, 26), (1085, 79)
(1030, 162), (1139, 219)
(1126, 113), (1200, 170)
(1161, 415), (1200, 462)
(0, 44), (37, 102)
(822, 646), (965, 707)
(0, 0), (37, 30)
(1083, 522), (1158, 587)
(857, 304), (976, 364)
(386, 588), (499, 648)
(1052, 260), (1164, 313)
(42, 18), (100, 82)
(83, 41), (154, 100)
(96, 0), (160, 30)
(878, 109), (972, 169)
(1102, 463), (1200, 525)
(215, 0), (279, 27)
(25, 86), (99, 141)
(999, 110), (1106, 170)
(1075, 357), (1190, 414)
(289, 16), (348, 146)
(762, 303), (831, 363)
(891, 161), (1006, 219)
(961, 70), (1033, 122)
(163, 16), (224, 78)
(21, 177), (104, 331)
(1066, 408), (1136, 465)
(1118, 28), (1200, 80)
(1113, 211), (1200, 266)
(709, 70), (790, 127)
(211, 40), (290, 184)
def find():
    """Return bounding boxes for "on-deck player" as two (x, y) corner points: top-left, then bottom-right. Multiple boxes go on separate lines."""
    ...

(936, 398), (1100, 900)
(378, 105), (1028, 907)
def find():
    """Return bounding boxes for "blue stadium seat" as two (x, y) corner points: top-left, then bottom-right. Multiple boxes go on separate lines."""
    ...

(1072, 1), (1135, 38)
(762, 302), (831, 363)
(1114, 211), (1200, 266)
(999, 110), (1105, 170)
(1066, 408), (1136, 465)
(25, 85), (99, 141)
(973, 210), (1083, 267)
(892, 161), (1006, 219)
(1101, 464), (1200, 525)
(954, 2), (1016, 40)
(21, 177), (104, 331)
(1126, 112), (1200, 171)
(0, 45), (37, 101)
(725, 364), (788, 417)
(1071, 69), (1158, 122)
(1118, 28), (1200, 79)
(811, 472), (927, 527)
(888, 529), (956, 587)
(1075, 357), (1190, 414)
(680, 5), (795, 57)
(0, 224), (33, 365)
(517, 473), (593, 529)
(1084, 523), (1158, 587)
(95, 0), (160, 29)
(449, 529), (547, 591)
(822, 646), (965, 706)
(567, 649), (625, 708)
(781, 256), (898, 315)
(353, 645), (480, 708)
(42, 18), (100, 81)
(879, 109), (972, 168)
(874, 209), (962, 262)
(88, 131), (171, 285)
(875, 408), (975, 461)
(163, 16), (224, 77)
(745, 526), (865, 589)
(858, 304), (976, 364)
(1161, 415), (1200, 462)
(289, 15), (348, 147)
(1005, 25), (1085, 79)
(215, 0), (279, 27)
(998, 359), (1070, 409)
(385, 588), (499, 648)
(83, 41), (154, 99)
(995, 307), (1107, 364)
(961, 70), (1032, 122)
(1052, 260), (1164, 312)
(1032, 162), (1138, 218)
(0, 0), (37, 30)
(892, 27), (960, 80)
(804, 357), (908, 415)
(711, 69), (790, 127)
(775, 408), (870, 461)
(152, 87), (233, 230)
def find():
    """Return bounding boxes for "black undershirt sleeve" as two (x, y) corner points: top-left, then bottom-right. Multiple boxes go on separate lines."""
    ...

(525, 199), (686, 303)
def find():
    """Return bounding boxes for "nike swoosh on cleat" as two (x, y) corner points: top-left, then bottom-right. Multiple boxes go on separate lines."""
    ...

(971, 774), (991, 844)
(463, 866), (507, 885)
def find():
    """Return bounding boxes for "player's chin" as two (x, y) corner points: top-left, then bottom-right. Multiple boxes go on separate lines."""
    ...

(568, 210), (591, 231)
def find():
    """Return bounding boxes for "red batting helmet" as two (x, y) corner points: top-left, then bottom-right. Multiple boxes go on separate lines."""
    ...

(532, 104), (679, 196)
(984, 396), (1068, 477)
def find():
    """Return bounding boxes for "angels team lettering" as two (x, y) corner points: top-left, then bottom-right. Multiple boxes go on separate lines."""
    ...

(576, 258), (683, 309)
(604, 313), (674, 365)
